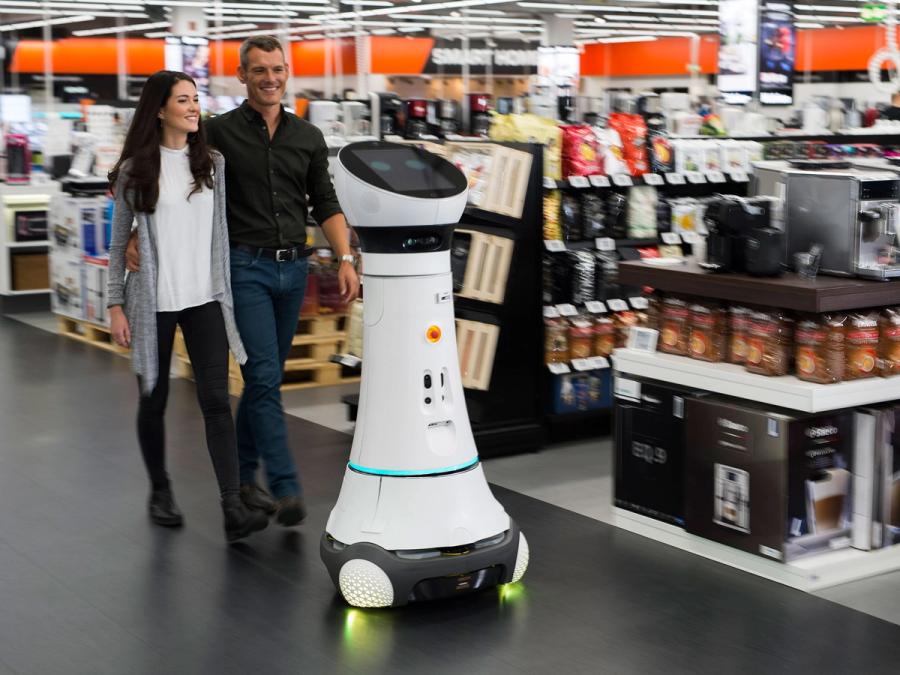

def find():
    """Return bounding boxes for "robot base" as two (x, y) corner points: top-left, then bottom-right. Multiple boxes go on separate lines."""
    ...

(321, 522), (528, 608)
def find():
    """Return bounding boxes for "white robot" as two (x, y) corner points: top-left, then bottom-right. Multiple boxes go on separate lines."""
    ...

(321, 141), (529, 608)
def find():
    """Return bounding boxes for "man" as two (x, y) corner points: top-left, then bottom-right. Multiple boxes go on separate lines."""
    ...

(128, 36), (359, 526)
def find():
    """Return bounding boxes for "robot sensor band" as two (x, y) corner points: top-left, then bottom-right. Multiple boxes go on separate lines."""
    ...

(347, 457), (480, 477)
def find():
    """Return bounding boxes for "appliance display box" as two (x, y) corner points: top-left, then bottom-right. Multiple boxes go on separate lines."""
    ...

(614, 375), (707, 526)
(49, 194), (105, 256)
(49, 249), (84, 319)
(685, 397), (854, 562)
(549, 367), (612, 415)
(82, 255), (109, 327)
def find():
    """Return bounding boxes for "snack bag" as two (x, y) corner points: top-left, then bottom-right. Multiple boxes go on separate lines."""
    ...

(648, 129), (675, 173)
(845, 312), (880, 380)
(745, 311), (793, 376)
(560, 124), (602, 177)
(627, 186), (658, 239)
(659, 296), (690, 356)
(879, 307), (900, 377)
(688, 303), (728, 362)
(594, 126), (629, 176)
(795, 314), (846, 384)
(608, 113), (649, 177)
(727, 306), (751, 364)
(543, 190), (562, 240)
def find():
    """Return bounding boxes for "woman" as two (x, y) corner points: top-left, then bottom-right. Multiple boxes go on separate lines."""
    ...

(107, 70), (267, 543)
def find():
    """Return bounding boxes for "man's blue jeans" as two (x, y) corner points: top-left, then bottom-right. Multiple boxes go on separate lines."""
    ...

(229, 247), (308, 498)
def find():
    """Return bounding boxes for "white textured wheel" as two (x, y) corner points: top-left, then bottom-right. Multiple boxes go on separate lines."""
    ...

(511, 533), (529, 583)
(338, 559), (394, 608)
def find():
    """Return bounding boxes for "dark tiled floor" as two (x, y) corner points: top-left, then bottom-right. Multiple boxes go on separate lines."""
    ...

(2, 315), (900, 675)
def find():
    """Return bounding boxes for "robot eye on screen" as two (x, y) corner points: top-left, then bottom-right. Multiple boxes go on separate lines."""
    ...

(320, 141), (529, 608)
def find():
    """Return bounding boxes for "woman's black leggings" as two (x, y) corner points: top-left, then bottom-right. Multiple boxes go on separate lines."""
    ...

(137, 300), (239, 499)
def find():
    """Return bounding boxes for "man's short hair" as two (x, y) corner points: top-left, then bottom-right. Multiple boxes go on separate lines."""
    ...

(240, 35), (285, 70)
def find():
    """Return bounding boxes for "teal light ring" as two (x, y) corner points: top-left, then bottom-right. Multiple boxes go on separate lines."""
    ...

(348, 457), (480, 477)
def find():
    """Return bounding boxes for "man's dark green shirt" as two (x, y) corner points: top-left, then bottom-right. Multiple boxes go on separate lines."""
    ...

(205, 100), (343, 249)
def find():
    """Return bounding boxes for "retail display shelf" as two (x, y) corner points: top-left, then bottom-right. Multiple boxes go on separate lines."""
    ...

(618, 259), (900, 313)
(8, 288), (49, 296)
(612, 348), (900, 413)
(6, 241), (49, 248)
(561, 238), (659, 252)
(612, 507), (900, 592)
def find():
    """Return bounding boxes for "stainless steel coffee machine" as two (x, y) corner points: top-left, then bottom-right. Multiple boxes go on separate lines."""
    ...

(753, 161), (900, 280)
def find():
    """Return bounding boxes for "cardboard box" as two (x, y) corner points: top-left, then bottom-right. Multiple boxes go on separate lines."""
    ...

(878, 405), (900, 547)
(49, 249), (84, 319)
(82, 255), (109, 326)
(614, 376), (705, 527)
(10, 251), (49, 291)
(550, 367), (611, 414)
(852, 409), (881, 551)
(49, 194), (105, 256)
(685, 397), (854, 562)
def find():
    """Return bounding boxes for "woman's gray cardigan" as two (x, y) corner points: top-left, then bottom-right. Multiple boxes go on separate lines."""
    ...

(106, 151), (247, 395)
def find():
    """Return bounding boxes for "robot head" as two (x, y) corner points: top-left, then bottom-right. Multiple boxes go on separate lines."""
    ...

(334, 141), (468, 230)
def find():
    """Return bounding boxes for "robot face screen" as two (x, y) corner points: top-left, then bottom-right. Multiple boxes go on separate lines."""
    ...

(341, 142), (466, 199)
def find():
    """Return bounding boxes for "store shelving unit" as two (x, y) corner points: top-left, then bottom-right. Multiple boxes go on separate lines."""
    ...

(611, 507), (900, 592)
(0, 182), (61, 311)
(614, 349), (900, 414)
(610, 261), (900, 592)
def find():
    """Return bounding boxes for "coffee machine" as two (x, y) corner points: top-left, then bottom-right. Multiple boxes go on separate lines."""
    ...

(369, 92), (404, 139)
(438, 99), (460, 136)
(404, 99), (430, 139)
(468, 93), (492, 136)
(754, 161), (900, 280)
(341, 100), (376, 142)
(704, 194), (784, 276)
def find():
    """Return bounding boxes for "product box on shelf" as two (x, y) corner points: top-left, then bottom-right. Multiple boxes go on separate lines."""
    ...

(877, 405), (900, 547)
(614, 375), (706, 526)
(82, 255), (109, 326)
(49, 248), (84, 319)
(685, 397), (854, 562)
(49, 194), (105, 256)
(549, 366), (611, 414)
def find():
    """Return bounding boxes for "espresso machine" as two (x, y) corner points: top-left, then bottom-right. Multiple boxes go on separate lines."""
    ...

(753, 161), (900, 280)
(341, 100), (376, 142)
(369, 92), (404, 139)
(404, 98), (430, 139)
(468, 93), (492, 136)
(704, 194), (783, 276)
(438, 99), (460, 136)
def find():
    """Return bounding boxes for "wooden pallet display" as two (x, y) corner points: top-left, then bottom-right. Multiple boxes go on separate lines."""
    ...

(57, 316), (129, 357)
(172, 312), (359, 394)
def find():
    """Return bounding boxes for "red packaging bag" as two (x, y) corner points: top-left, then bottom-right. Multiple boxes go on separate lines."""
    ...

(560, 124), (602, 177)
(608, 113), (649, 177)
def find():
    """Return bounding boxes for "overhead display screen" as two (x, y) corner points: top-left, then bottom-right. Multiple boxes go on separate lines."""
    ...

(759, 3), (796, 105)
(719, 0), (761, 98)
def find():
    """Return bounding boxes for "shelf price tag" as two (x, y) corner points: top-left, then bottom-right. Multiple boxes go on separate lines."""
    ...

(571, 358), (595, 372)
(666, 173), (686, 185)
(607, 299), (629, 312)
(544, 239), (566, 252)
(543, 176), (559, 189)
(589, 175), (611, 188)
(595, 237), (616, 251)
(686, 172), (706, 184)
(585, 300), (607, 314)
(543, 305), (561, 319)
(548, 363), (572, 375)
(660, 232), (682, 245)
(627, 327), (660, 353)
(612, 174), (634, 187)
(729, 170), (750, 182)
(589, 356), (610, 370)
(707, 171), (726, 184)
(568, 175), (590, 188)
(628, 296), (650, 310)
(643, 173), (665, 186)
(556, 303), (579, 317)
(681, 231), (702, 245)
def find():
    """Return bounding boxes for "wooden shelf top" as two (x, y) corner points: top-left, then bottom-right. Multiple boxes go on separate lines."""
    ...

(619, 259), (900, 313)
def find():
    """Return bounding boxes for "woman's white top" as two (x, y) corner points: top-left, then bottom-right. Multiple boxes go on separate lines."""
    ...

(151, 144), (215, 312)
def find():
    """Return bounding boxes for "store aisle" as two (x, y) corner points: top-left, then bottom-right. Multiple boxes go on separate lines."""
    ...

(2, 315), (900, 674)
